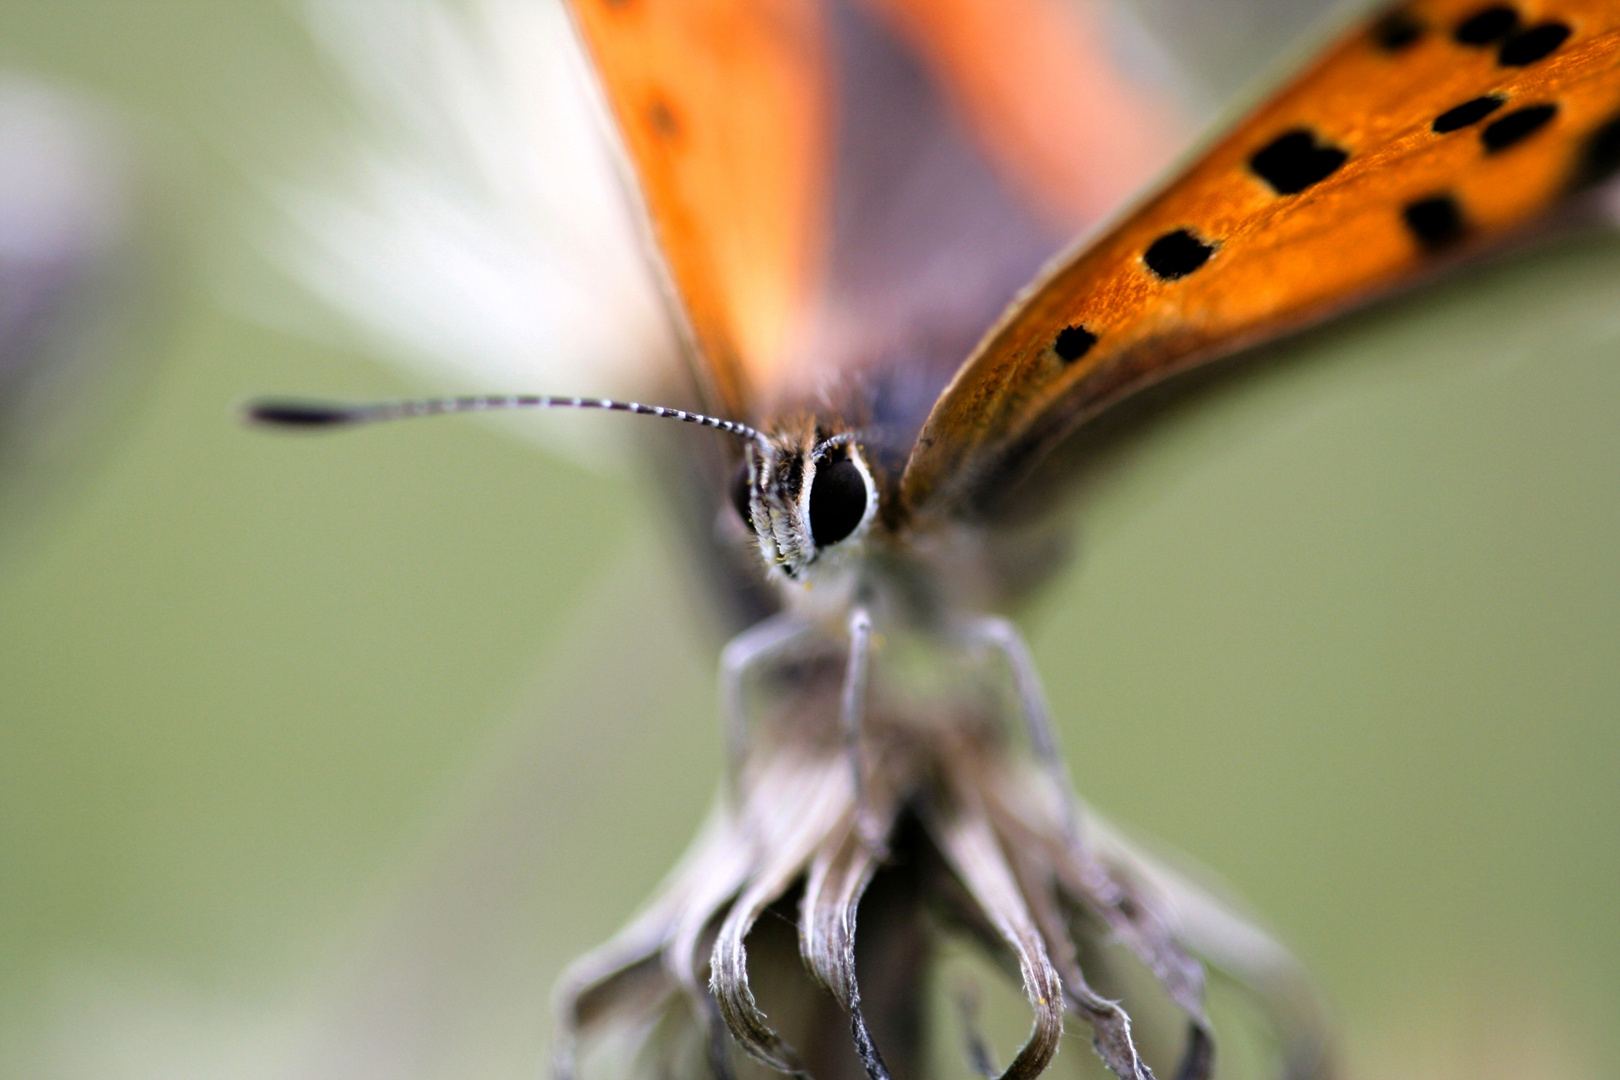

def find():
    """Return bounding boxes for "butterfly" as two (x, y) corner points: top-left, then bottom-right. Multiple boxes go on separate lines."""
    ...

(255, 1), (1620, 1078)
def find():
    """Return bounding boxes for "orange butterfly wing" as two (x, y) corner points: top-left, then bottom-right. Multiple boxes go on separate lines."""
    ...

(903, 0), (1620, 517)
(567, 0), (1181, 424)
(861, 0), (1178, 228)
(565, 0), (831, 419)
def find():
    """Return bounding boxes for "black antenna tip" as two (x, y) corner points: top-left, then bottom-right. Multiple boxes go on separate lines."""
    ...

(246, 399), (360, 428)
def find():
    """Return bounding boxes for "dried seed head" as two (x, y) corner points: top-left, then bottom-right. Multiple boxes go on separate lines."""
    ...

(552, 680), (1331, 1080)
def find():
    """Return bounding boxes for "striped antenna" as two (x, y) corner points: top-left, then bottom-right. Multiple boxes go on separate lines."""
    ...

(246, 394), (767, 446)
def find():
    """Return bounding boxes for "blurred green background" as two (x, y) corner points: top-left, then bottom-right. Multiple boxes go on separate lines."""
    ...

(0, 2), (1614, 1078)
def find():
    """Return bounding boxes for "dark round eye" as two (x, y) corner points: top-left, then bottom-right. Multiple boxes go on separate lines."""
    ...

(808, 452), (868, 547)
(729, 460), (753, 529)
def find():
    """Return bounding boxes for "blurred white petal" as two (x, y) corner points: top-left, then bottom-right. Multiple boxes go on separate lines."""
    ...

(272, 0), (679, 465)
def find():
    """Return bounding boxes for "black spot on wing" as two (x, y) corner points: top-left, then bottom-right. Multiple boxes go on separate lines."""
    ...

(1433, 94), (1506, 133)
(1454, 5), (1520, 45)
(1053, 325), (1097, 364)
(1482, 103), (1557, 152)
(1403, 194), (1467, 250)
(1573, 113), (1620, 189)
(1143, 229), (1215, 280)
(647, 96), (680, 139)
(1373, 8), (1427, 51)
(1249, 129), (1349, 194)
(1499, 22), (1570, 66)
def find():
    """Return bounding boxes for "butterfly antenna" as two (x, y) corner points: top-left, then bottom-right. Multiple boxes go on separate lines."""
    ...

(246, 394), (768, 446)
(812, 431), (865, 457)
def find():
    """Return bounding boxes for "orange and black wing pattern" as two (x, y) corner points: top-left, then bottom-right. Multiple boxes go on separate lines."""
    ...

(903, 0), (1620, 518)
(565, 0), (832, 420)
(566, 0), (1180, 427)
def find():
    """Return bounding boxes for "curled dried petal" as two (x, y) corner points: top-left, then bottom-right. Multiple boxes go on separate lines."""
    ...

(926, 792), (1066, 1080)
(555, 807), (741, 1073)
(1086, 819), (1332, 1080)
(800, 815), (884, 1004)
(979, 758), (1211, 1036)
(664, 809), (762, 997)
(965, 755), (1206, 1079)
(1068, 852), (1208, 1025)
(1009, 850), (1154, 1080)
(557, 683), (1328, 1080)
(709, 753), (857, 1075)
(799, 818), (900, 1079)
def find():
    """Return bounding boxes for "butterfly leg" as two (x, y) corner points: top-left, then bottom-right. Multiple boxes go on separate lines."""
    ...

(963, 615), (1081, 840)
(841, 605), (880, 849)
(966, 617), (1225, 1080)
(719, 613), (816, 782)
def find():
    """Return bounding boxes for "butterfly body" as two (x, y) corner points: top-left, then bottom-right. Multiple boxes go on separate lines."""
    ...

(555, 2), (1620, 1074)
(267, 0), (1620, 1076)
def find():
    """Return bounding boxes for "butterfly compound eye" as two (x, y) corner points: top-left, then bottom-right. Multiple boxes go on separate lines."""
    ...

(808, 453), (867, 548)
(729, 460), (754, 529)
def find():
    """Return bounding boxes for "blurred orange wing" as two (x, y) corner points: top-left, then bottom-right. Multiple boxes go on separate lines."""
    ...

(862, 0), (1178, 229)
(565, 0), (831, 419)
(903, 0), (1620, 516)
